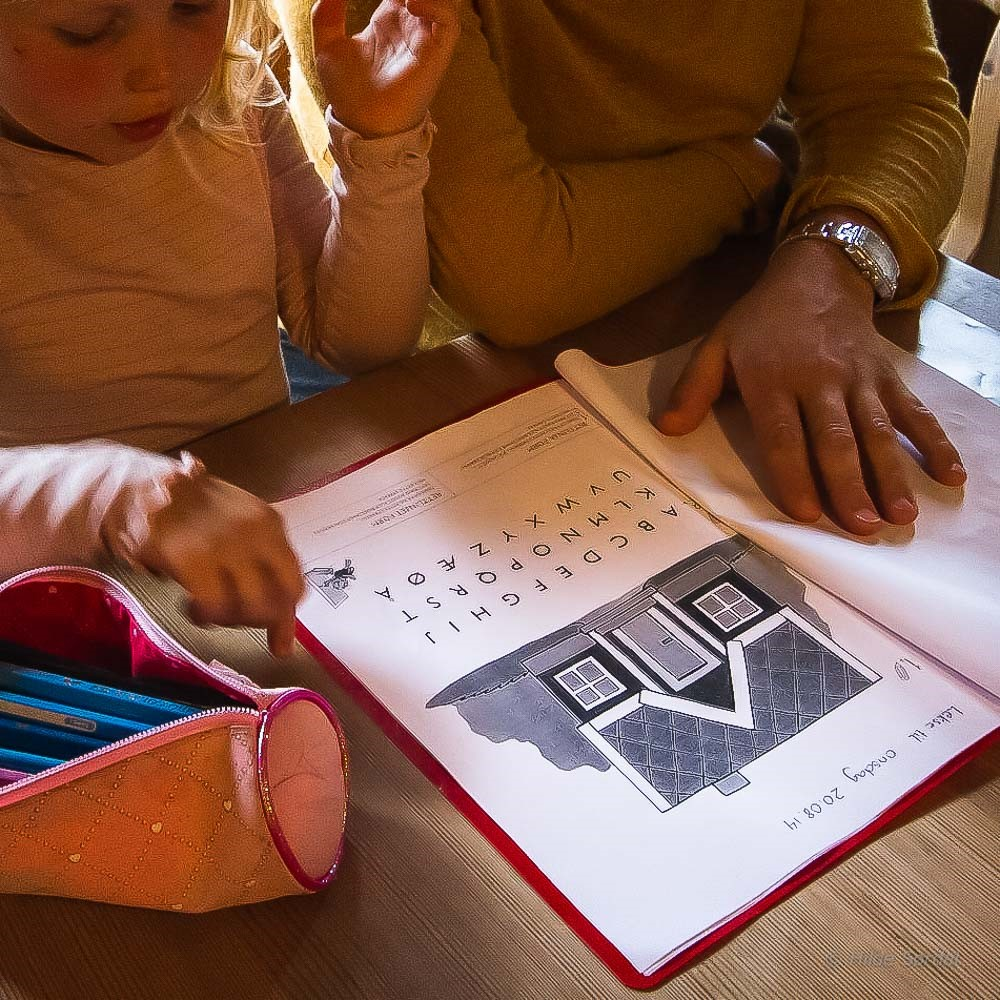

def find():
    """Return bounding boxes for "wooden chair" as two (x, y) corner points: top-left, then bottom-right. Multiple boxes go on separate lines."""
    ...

(930, 0), (998, 115)
(934, 1), (1000, 267)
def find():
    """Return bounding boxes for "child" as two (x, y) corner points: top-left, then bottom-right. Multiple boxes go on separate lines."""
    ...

(0, 0), (460, 655)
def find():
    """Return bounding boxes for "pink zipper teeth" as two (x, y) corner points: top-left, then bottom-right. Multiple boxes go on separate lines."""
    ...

(0, 704), (257, 803)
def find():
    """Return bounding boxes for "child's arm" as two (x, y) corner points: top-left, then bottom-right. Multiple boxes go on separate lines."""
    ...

(266, 0), (460, 374)
(260, 91), (434, 375)
(0, 444), (303, 657)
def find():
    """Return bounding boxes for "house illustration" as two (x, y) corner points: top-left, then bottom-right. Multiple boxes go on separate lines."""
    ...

(427, 536), (880, 812)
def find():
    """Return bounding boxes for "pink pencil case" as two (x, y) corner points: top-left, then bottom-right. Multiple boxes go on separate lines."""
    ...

(0, 566), (348, 912)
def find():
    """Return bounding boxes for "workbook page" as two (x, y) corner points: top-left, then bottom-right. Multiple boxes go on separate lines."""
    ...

(554, 340), (1000, 701)
(277, 382), (1000, 978)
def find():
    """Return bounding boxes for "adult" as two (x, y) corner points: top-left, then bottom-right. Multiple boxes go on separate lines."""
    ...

(286, 0), (969, 535)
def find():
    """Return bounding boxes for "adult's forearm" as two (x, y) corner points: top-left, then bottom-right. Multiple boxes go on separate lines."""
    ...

(425, 136), (778, 346)
(421, 3), (780, 345)
(780, 0), (968, 308)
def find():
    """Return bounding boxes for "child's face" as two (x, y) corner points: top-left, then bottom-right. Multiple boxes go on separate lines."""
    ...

(0, 1), (231, 164)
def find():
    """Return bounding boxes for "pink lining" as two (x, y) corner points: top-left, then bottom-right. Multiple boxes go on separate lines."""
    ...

(0, 574), (251, 701)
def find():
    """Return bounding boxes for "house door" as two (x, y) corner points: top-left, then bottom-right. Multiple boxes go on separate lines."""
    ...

(613, 610), (720, 691)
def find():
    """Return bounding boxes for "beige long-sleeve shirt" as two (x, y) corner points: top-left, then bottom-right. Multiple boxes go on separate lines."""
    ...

(340, 0), (968, 345)
(0, 98), (433, 576)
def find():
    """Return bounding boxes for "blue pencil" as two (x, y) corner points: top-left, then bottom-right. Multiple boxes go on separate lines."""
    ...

(0, 691), (148, 743)
(0, 745), (64, 776)
(0, 715), (105, 761)
(0, 663), (197, 726)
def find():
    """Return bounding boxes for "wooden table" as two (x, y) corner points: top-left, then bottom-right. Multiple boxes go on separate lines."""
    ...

(1, 240), (997, 1000)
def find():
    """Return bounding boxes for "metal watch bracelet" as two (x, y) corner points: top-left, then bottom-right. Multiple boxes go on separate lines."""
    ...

(778, 219), (900, 303)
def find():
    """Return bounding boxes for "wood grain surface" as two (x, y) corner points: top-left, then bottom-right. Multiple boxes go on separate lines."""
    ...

(0, 237), (997, 1000)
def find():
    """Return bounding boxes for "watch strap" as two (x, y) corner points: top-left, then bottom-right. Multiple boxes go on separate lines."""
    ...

(780, 219), (900, 302)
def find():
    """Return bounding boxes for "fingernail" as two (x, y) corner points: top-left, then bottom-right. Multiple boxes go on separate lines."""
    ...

(855, 509), (881, 525)
(950, 462), (966, 479)
(892, 498), (917, 520)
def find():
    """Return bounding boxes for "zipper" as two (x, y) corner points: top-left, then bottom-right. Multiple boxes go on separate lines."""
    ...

(0, 703), (257, 797)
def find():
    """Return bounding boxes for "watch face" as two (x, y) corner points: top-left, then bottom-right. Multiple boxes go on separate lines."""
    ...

(835, 221), (863, 243)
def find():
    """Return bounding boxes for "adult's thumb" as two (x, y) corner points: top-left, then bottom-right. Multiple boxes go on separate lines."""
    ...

(655, 339), (728, 436)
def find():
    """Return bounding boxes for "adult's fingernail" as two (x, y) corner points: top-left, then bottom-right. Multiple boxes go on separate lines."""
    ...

(855, 509), (881, 525)
(950, 462), (966, 480)
(794, 502), (822, 523)
(892, 498), (917, 521)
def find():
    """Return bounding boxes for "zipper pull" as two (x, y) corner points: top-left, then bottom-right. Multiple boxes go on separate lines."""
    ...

(205, 659), (262, 692)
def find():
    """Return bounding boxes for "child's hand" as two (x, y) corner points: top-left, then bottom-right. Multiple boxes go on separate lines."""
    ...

(311, 0), (460, 138)
(655, 231), (965, 535)
(134, 473), (305, 658)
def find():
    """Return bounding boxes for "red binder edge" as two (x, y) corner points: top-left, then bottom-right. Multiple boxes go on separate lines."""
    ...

(287, 381), (1000, 989)
(298, 623), (999, 990)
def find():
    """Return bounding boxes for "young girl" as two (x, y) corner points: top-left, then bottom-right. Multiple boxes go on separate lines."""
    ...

(0, 0), (460, 655)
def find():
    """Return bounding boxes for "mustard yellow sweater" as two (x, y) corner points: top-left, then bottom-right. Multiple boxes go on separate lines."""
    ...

(337, 0), (967, 344)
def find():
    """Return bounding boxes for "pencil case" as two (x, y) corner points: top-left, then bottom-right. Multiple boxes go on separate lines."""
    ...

(0, 565), (348, 912)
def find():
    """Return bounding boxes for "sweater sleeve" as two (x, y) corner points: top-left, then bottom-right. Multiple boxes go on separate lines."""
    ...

(778, 0), (969, 309)
(0, 443), (194, 580)
(417, 2), (781, 347)
(259, 93), (434, 374)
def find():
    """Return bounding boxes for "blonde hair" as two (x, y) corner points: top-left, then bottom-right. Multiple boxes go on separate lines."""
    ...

(187, 0), (283, 139)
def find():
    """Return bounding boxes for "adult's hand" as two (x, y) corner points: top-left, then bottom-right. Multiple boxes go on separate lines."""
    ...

(312, 0), (461, 138)
(655, 215), (966, 535)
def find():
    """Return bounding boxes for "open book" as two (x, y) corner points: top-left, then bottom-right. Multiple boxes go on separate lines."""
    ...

(275, 343), (1000, 988)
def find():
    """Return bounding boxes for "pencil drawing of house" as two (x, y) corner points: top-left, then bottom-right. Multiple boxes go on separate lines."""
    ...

(427, 537), (880, 812)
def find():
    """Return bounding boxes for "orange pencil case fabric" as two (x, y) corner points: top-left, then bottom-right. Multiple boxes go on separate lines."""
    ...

(0, 566), (348, 912)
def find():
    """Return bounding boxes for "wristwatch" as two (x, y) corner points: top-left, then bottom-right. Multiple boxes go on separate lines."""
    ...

(781, 219), (900, 303)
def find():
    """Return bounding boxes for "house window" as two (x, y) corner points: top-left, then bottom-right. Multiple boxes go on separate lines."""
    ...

(554, 657), (625, 709)
(694, 583), (761, 632)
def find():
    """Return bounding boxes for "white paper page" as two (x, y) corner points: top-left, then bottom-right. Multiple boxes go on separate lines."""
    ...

(555, 323), (1000, 701)
(277, 382), (1000, 977)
